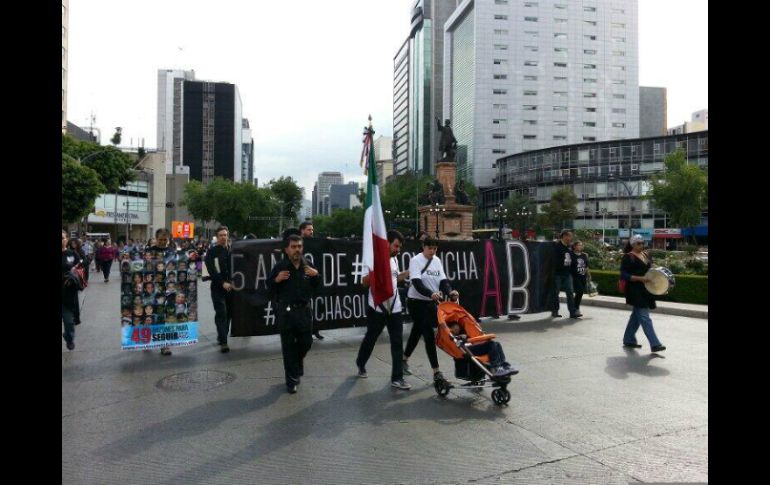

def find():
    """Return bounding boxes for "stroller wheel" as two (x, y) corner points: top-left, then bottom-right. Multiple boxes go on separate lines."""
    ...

(434, 380), (450, 397)
(492, 389), (510, 406)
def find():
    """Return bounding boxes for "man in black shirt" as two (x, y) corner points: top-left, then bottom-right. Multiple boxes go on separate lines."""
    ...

(62, 230), (82, 350)
(267, 235), (321, 393)
(205, 226), (233, 353)
(300, 221), (325, 341)
(551, 229), (578, 318)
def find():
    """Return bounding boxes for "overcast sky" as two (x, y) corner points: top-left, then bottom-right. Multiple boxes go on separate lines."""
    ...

(67, 0), (707, 197)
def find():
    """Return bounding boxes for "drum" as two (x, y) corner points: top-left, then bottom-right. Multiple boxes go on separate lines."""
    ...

(644, 267), (675, 295)
(586, 281), (599, 297)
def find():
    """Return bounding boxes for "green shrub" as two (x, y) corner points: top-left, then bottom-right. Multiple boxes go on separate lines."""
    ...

(590, 270), (707, 305)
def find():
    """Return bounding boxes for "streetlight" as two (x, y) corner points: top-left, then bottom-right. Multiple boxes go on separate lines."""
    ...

(493, 203), (508, 240)
(384, 209), (392, 230)
(429, 203), (446, 238)
(515, 206), (532, 240)
(599, 208), (608, 244)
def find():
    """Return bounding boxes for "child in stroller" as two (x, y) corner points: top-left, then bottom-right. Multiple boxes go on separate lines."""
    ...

(434, 302), (519, 405)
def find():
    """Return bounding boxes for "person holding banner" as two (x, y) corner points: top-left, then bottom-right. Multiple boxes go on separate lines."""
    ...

(402, 237), (457, 383)
(355, 230), (412, 390)
(267, 235), (321, 394)
(204, 226), (234, 353)
(149, 229), (176, 356)
(550, 229), (578, 319)
(300, 221), (325, 341)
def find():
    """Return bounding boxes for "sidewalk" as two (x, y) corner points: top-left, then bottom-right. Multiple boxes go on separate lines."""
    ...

(561, 294), (708, 319)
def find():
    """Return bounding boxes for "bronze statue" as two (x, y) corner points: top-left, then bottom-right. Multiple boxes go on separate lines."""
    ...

(436, 117), (458, 162)
(419, 183), (432, 205)
(454, 179), (470, 205)
(428, 178), (445, 205)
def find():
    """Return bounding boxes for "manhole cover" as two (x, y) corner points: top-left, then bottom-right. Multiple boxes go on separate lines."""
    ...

(156, 370), (236, 392)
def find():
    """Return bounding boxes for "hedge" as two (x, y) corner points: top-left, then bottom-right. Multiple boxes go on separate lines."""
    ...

(589, 270), (708, 306)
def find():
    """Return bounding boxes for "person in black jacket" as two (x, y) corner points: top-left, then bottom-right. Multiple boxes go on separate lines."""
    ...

(620, 235), (665, 352)
(267, 235), (320, 394)
(570, 240), (591, 318)
(62, 230), (82, 350)
(204, 226), (233, 353)
(550, 229), (578, 318)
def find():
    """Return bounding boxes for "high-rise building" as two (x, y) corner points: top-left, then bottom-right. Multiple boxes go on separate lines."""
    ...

(444, 0), (640, 187)
(667, 109), (708, 135)
(62, 0), (68, 133)
(182, 80), (243, 183)
(393, 0), (458, 178)
(314, 172), (344, 215)
(242, 118), (254, 184)
(157, 69), (196, 175)
(639, 87), (667, 138)
(374, 136), (394, 191)
(329, 182), (360, 213)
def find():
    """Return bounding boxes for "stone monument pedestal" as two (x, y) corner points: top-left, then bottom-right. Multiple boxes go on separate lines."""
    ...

(418, 160), (474, 240)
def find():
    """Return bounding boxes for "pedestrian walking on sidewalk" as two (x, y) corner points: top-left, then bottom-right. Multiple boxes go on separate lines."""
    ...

(571, 240), (591, 318)
(550, 229), (578, 318)
(96, 239), (118, 283)
(620, 235), (666, 352)
(62, 230), (82, 350)
(204, 226), (234, 353)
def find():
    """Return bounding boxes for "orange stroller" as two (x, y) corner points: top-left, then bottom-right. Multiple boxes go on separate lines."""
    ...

(434, 301), (515, 405)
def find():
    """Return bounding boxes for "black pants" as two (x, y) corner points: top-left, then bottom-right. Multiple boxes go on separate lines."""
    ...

(404, 298), (440, 369)
(101, 260), (113, 280)
(278, 305), (313, 386)
(83, 256), (91, 283)
(211, 289), (233, 345)
(573, 277), (586, 311)
(356, 307), (404, 381)
(62, 290), (78, 344)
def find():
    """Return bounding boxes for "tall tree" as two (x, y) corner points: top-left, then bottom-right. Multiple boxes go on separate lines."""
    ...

(503, 193), (537, 239)
(267, 176), (304, 224)
(62, 157), (104, 224)
(540, 187), (578, 232)
(647, 149), (708, 244)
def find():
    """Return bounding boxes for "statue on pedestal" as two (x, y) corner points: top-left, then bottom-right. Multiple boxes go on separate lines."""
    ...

(428, 178), (445, 205)
(454, 179), (470, 205)
(436, 117), (458, 162)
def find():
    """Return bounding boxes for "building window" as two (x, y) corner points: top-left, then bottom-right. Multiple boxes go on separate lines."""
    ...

(493, 104), (508, 109)
(494, 44), (509, 50)
(553, 91), (567, 97)
(583, 136), (597, 141)
(495, 0), (509, 4)
(492, 149), (507, 154)
(613, 93), (625, 99)
(613, 8), (625, 14)
(523, 135), (537, 140)
(523, 105), (538, 111)
(584, 64), (597, 69)
(555, 18), (568, 23)
(612, 22), (626, 28)
(585, 107), (597, 112)
(554, 33), (568, 39)
(612, 122), (626, 128)
(495, 29), (510, 35)
(493, 58), (508, 65)
(523, 1), (537, 5)
(613, 37), (626, 43)
(554, 62), (568, 68)
(553, 121), (567, 126)
(612, 65), (626, 71)
(493, 74), (508, 80)
(583, 122), (596, 127)
(584, 49), (597, 55)
(554, 76), (568, 82)
(553, 106), (567, 111)
(493, 119), (508, 124)
(524, 90), (538, 96)
(493, 134), (507, 139)
(584, 35), (597, 41)
(524, 60), (538, 66)
(525, 30), (539, 37)
(613, 50), (626, 56)
(495, 14), (508, 20)
(612, 79), (626, 85)
(584, 20), (597, 26)
(612, 108), (626, 114)
(525, 16), (539, 22)
(553, 135), (567, 141)
(554, 4), (567, 9)
(583, 78), (597, 83)
(493, 89), (508, 94)
(525, 45), (539, 52)
(584, 6), (597, 12)
(524, 75), (538, 81)
(523, 120), (538, 125)
(583, 92), (597, 98)
(554, 47), (568, 53)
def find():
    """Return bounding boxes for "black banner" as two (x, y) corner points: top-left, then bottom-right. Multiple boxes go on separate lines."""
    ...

(228, 239), (558, 337)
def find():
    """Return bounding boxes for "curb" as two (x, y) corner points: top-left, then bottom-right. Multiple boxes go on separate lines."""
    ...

(560, 296), (708, 319)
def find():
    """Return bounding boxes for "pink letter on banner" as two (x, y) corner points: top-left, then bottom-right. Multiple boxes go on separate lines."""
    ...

(480, 240), (502, 317)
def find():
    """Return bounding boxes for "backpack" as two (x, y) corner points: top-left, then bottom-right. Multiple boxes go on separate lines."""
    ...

(69, 264), (88, 291)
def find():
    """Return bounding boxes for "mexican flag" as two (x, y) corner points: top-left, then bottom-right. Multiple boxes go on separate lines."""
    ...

(361, 121), (394, 309)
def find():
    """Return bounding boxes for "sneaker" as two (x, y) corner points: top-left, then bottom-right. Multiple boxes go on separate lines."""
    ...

(574, 312), (583, 318)
(402, 360), (412, 375)
(503, 364), (519, 376)
(220, 344), (230, 353)
(104, 279), (109, 283)
(651, 345), (667, 352)
(569, 314), (580, 319)
(66, 341), (75, 351)
(551, 312), (562, 318)
(357, 366), (368, 378)
(287, 383), (298, 394)
(160, 348), (172, 356)
(433, 371), (445, 382)
(623, 343), (642, 349)
(391, 379), (412, 390)
(313, 331), (325, 340)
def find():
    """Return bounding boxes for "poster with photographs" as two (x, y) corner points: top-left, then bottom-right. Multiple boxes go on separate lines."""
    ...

(119, 246), (199, 350)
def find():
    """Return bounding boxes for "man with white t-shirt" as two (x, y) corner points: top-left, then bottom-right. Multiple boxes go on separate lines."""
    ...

(402, 237), (458, 383)
(355, 230), (412, 390)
